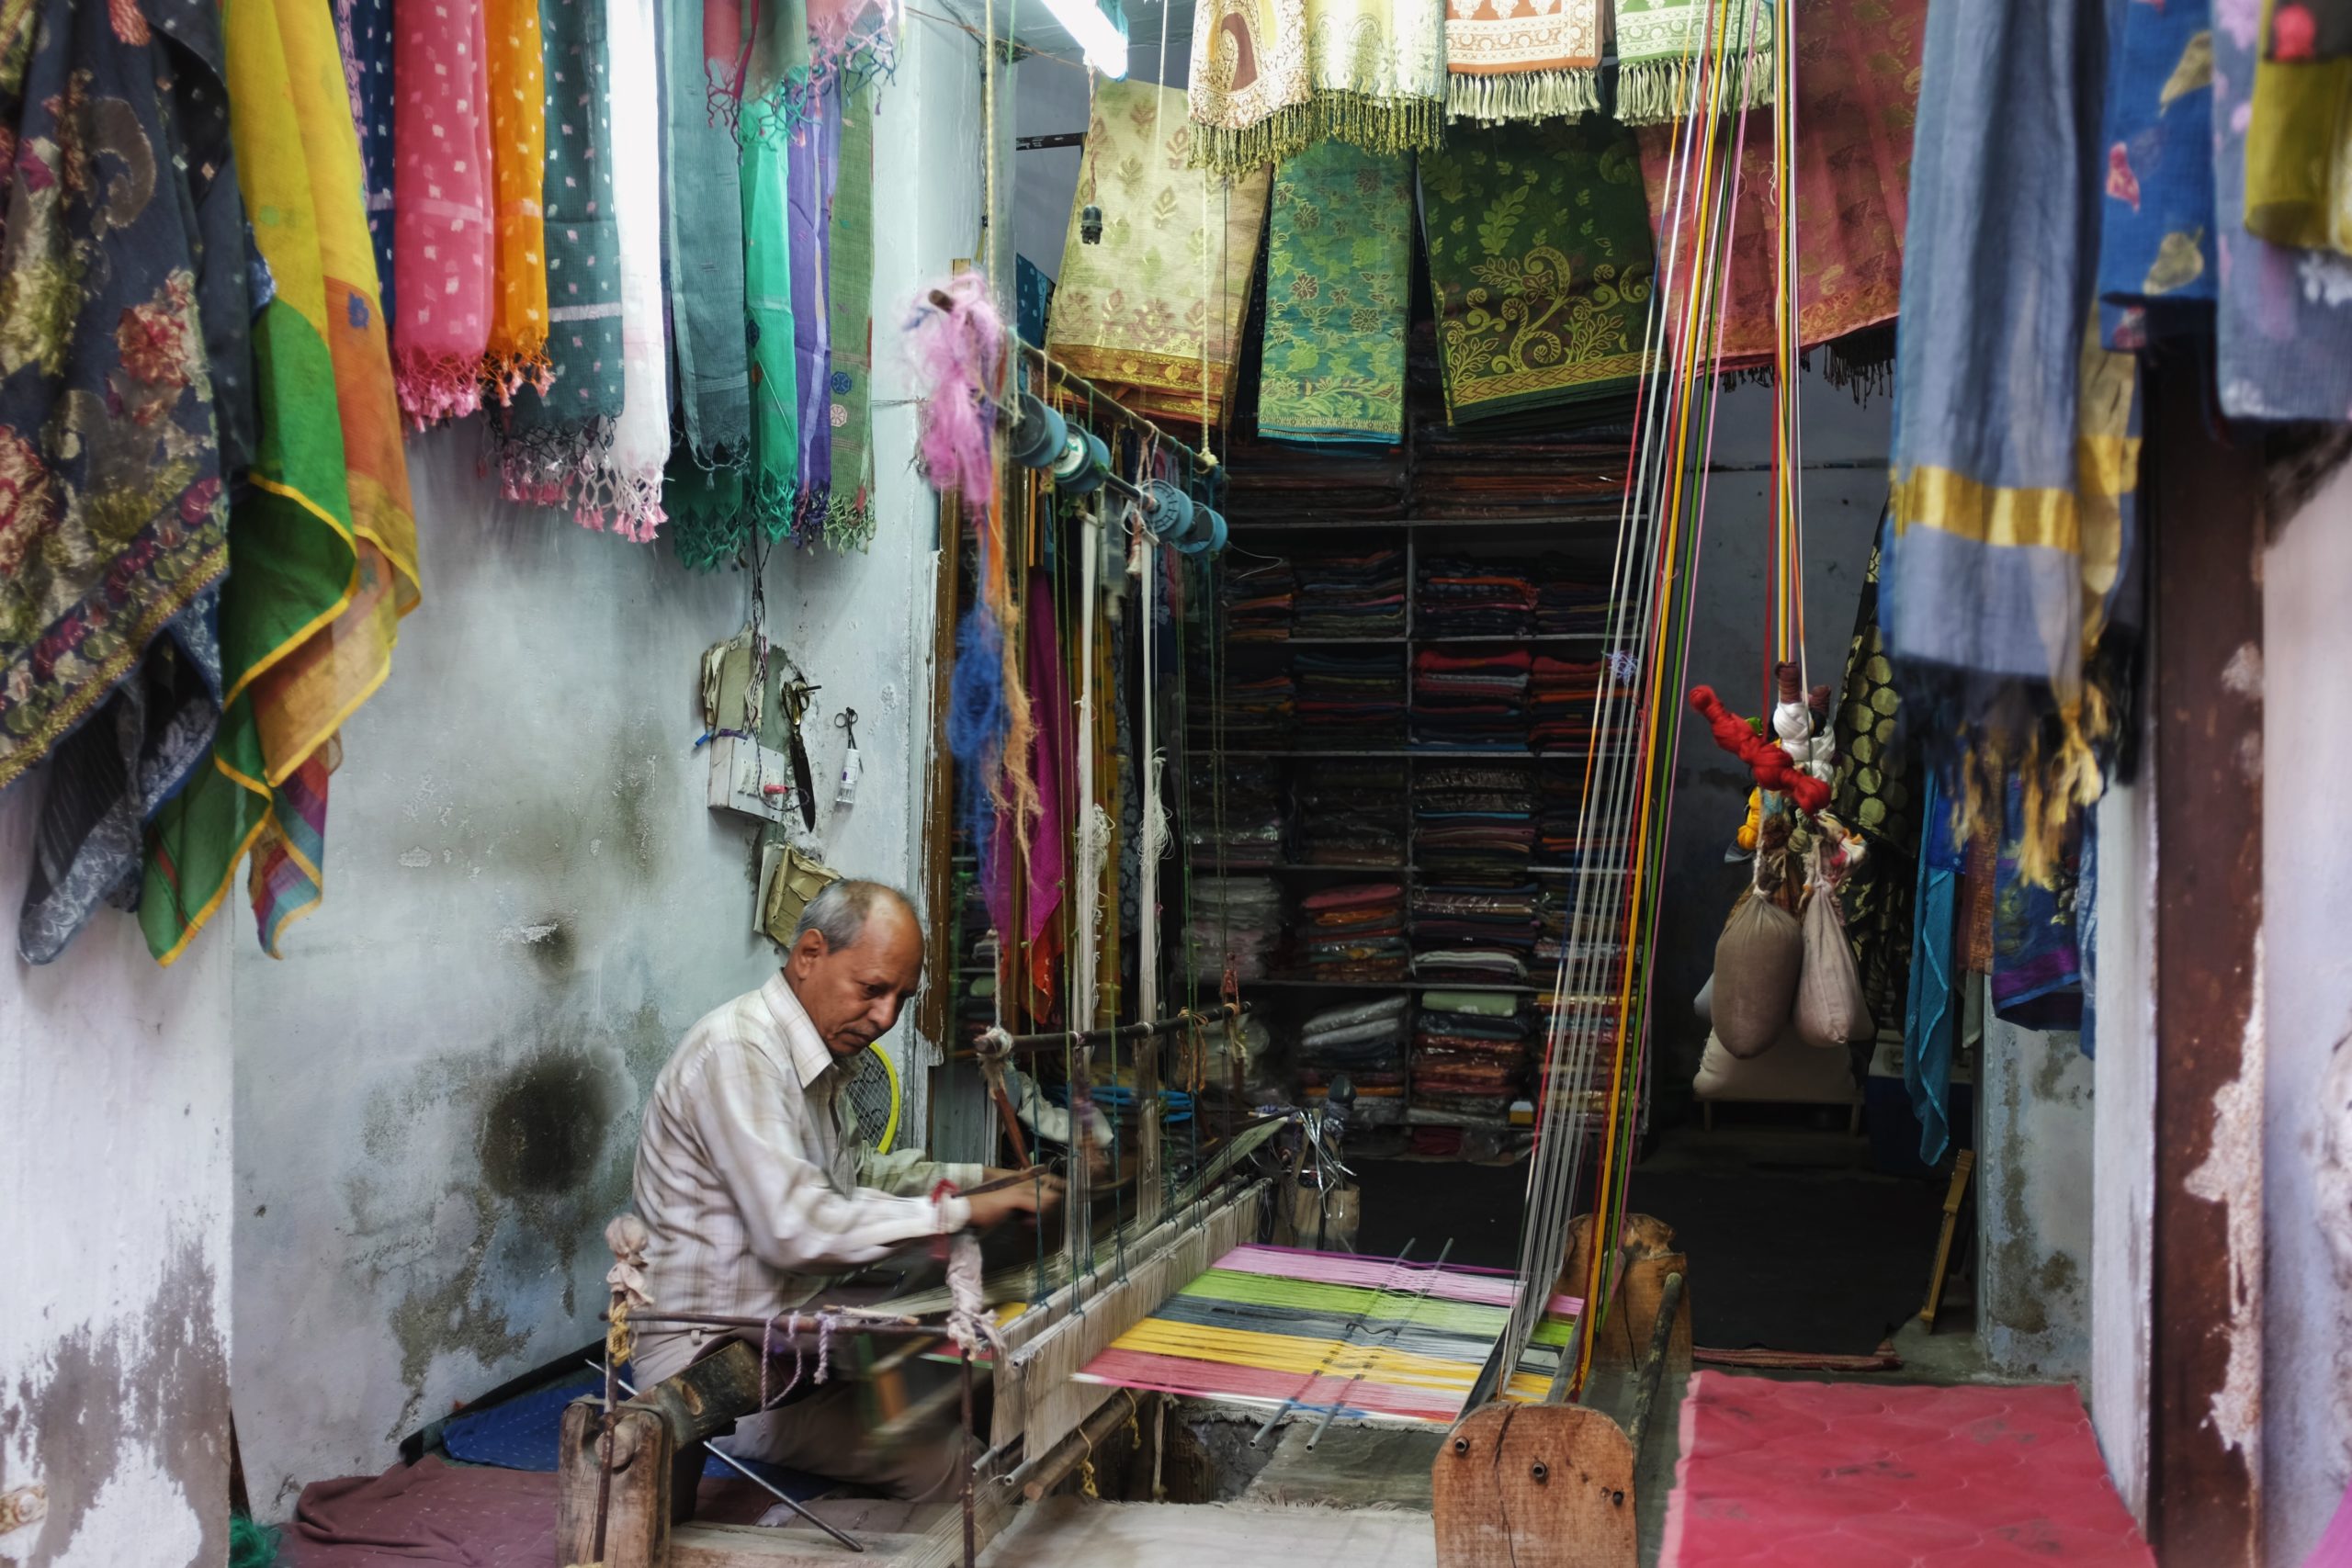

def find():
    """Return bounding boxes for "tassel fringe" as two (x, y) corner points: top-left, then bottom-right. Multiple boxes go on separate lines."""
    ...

(1445, 66), (1600, 124)
(395, 353), (488, 430)
(1189, 91), (1445, 176)
(1614, 46), (1776, 127)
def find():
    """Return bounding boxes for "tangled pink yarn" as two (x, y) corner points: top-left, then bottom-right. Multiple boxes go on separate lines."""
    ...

(908, 271), (1002, 508)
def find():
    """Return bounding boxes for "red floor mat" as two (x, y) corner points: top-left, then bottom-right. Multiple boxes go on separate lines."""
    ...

(1660, 1372), (2154, 1567)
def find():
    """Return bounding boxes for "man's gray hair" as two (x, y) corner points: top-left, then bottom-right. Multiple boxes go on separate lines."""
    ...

(793, 879), (922, 952)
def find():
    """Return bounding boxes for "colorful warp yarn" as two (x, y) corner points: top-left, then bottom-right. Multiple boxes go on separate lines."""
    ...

(1071, 1246), (1581, 1421)
(1611, 0), (1775, 125)
(145, 0), (421, 961)
(1049, 81), (1272, 429)
(1183, 0), (1447, 175)
(1418, 115), (1656, 423)
(1883, 0), (2140, 880)
(2, 0), (245, 962)
(1445, 0), (1601, 122)
(1258, 143), (1414, 446)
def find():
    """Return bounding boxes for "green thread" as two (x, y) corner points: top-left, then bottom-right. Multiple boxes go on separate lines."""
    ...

(1188, 92), (1446, 177)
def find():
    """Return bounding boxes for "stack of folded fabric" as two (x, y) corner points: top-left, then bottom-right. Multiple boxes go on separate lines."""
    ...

(1535, 764), (1588, 865)
(1410, 886), (1538, 981)
(1417, 557), (1535, 639)
(1530, 657), (1601, 752)
(1292, 547), (1408, 638)
(1533, 553), (1610, 636)
(1222, 556), (1296, 641)
(1186, 759), (1285, 869)
(1182, 876), (1283, 982)
(1295, 760), (1408, 866)
(1533, 887), (1572, 968)
(1297, 881), (1408, 982)
(1412, 649), (1532, 750)
(1222, 429), (1408, 521)
(1293, 649), (1408, 749)
(1195, 661), (1295, 750)
(1295, 994), (1412, 1110)
(1416, 764), (1539, 886)
(1411, 990), (1532, 1120)
(1404, 331), (1639, 515)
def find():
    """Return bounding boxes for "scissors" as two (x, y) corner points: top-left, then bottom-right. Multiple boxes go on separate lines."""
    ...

(835, 706), (859, 749)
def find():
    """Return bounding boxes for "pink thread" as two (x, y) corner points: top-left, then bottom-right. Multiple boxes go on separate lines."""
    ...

(907, 271), (1003, 508)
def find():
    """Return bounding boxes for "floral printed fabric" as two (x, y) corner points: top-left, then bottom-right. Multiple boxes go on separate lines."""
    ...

(1259, 142), (1413, 446)
(1184, 0), (1448, 175)
(1418, 114), (1656, 423)
(1611, 0), (1773, 125)
(1445, 0), (1601, 123)
(2097, 0), (2219, 346)
(2245, 0), (2352, 252)
(391, 0), (493, 424)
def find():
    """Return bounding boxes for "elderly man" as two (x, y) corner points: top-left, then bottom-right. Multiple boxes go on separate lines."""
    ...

(631, 879), (1057, 1501)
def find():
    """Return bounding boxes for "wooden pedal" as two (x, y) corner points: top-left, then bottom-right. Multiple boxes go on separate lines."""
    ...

(1433, 1403), (1637, 1568)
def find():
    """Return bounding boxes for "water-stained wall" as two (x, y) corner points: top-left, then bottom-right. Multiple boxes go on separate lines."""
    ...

(0, 787), (232, 1567)
(1977, 1012), (2094, 1380)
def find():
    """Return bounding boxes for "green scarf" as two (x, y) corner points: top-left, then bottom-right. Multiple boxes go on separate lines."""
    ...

(1258, 142), (1412, 446)
(1611, 0), (1776, 127)
(824, 84), (876, 551)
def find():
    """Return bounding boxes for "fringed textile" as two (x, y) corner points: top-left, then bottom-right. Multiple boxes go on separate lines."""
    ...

(824, 85), (878, 551)
(2245, 0), (2352, 254)
(1445, 0), (1601, 123)
(1882, 0), (2139, 881)
(788, 93), (841, 542)
(739, 119), (801, 536)
(2213, 0), (2352, 420)
(1419, 115), (1656, 423)
(1047, 81), (1273, 429)
(1183, 0), (1446, 175)
(494, 0), (631, 532)
(603, 0), (670, 540)
(145, 0), (421, 962)
(2095, 0), (2217, 347)
(390, 0), (492, 425)
(5, 0), (244, 961)
(664, 0), (752, 468)
(1826, 528), (1920, 1047)
(1634, 0), (1927, 374)
(1611, 0), (1775, 126)
(1258, 143), (1413, 446)
(482, 0), (550, 399)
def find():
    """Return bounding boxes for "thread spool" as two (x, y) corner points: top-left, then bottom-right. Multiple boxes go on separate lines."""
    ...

(1176, 504), (1227, 557)
(1011, 393), (1066, 470)
(1053, 428), (1110, 495)
(1140, 479), (1193, 543)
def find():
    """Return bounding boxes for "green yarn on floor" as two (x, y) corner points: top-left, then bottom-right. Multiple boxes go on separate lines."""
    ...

(230, 1513), (280, 1568)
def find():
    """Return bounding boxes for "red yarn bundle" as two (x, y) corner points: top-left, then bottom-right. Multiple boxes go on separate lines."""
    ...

(1688, 685), (1832, 814)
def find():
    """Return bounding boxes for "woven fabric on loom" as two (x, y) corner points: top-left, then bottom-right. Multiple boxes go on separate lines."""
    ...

(1073, 1245), (1581, 1423)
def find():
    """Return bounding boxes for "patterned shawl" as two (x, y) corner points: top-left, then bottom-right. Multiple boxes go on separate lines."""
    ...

(1446, 0), (1601, 122)
(390, 0), (493, 424)
(824, 83), (877, 551)
(1258, 142), (1413, 445)
(483, 0), (550, 396)
(1047, 81), (1272, 430)
(1634, 0), (1925, 378)
(1183, 0), (1447, 175)
(2245, 0), (2352, 252)
(2213, 0), (2352, 419)
(663, 0), (751, 466)
(789, 94), (840, 539)
(605, 0), (669, 538)
(1, 0), (243, 960)
(1611, 0), (1775, 125)
(1882, 0), (2138, 879)
(2096, 0), (2218, 346)
(1418, 114), (1656, 423)
(496, 0), (628, 528)
(145, 0), (420, 962)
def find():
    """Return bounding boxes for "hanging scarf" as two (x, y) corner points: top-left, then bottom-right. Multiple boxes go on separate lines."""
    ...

(1258, 142), (1412, 446)
(2214, 0), (2352, 419)
(1418, 114), (1656, 423)
(483, 0), (549, 397)
(1047, 81), (1272, 430)
(2245, 0), (2352, 253)
(2095, 0), (2218, 347)
(744, 117), (799, 530)
(1634, 0), (1926, 384)
(664, 0), (751, 468)
(1990, 773), (2085, 1032)
(495, 0), (628, 528)
(1611, 0), (1775, 126)
(825, 83), (877, 551)
(1445, 0), (1601, 122)
(1882, 0), (2138, 880)
(145, 0), (422, 962)
(1903, 774), (1963, 1165)
(789, 95), (840, 540)
(390, 0), (493, 424)
(1183, 0), (1447, 175)
(2, 0), (245, 960)
(605, 0), (669, 538)
(337, 0), (398, 325)
(1826, 526), (1919, 1043)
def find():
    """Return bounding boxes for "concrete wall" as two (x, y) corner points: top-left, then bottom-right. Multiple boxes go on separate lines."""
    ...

(2091, 764), (2157, 1523)
(1976, 1010), (2095, 1381)
(228, 29), (981, 1513)
(2260, 460), (2352, 1566)
(0, 786), (233, 1567)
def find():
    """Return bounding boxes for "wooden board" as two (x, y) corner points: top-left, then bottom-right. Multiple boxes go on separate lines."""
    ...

(556, 1402), (673, 1568)
(1431, 1403), (1636, 1568)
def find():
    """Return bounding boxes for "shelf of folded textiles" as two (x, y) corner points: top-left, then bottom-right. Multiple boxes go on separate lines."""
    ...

(1419, 633), (1609, 645)
(1222, 747), (1590, 759)
(1241, 976), (1545, 994)
(1187, 861), (1406, 873)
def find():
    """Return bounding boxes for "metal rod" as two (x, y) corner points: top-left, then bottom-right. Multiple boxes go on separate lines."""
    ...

(612, 1309), (933, 1335)
(1014, 338), (1210, 468)
(1305, 1239), (1456, 1450)
(1015, 1391), (1140, 1500)
(1625, 1271), (1686, 1457)
(990, 1002), (1248, 1059)
(590, 1350), (616, 1565)
(591, 1360), (865, 1554)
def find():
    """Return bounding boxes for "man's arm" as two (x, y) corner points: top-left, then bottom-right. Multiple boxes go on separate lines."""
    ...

(695, 1046), (973, 1274)
(857, 1144), (987, 1198)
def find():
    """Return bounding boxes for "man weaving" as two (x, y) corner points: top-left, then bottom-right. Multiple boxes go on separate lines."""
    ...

(631, 879), (1058, 1501)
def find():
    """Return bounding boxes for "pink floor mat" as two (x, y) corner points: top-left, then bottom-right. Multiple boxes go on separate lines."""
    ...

(1659, 1372), (2154, 1567)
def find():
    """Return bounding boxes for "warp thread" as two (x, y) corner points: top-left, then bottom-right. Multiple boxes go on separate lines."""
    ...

(907, 271), (1002, 507)
(1689, 685), (1830, 813)
(946, 606), (1011, 887)
(946, 1229), (996, 1357)
(756, 1311), (831, 1409)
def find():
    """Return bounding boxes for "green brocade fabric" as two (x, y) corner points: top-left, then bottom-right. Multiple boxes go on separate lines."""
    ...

(1418, 115), (1656, 424)
(824, 85), (876, 551)
(1259, 143), (1412, 446)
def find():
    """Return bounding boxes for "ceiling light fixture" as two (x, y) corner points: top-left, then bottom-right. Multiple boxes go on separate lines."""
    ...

(1041, 0), (1127, 78)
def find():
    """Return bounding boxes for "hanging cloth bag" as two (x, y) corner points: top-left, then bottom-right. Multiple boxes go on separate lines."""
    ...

(1794, 833), (1875, 1049)
(1713, 882), (1804, 1060)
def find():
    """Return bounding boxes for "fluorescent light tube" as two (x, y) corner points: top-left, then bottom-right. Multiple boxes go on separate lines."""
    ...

(1040, 0), (1127, 77)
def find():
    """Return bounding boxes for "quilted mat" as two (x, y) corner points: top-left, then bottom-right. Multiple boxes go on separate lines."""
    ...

(1660, 1372), (2154, 1566)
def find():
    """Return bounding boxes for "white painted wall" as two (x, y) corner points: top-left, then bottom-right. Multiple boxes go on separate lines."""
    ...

(2260, 461), (2352, 1566)
(2091, 763), (2156, 1524)
(0, 784), (233, 1568)
(229, 26), (984, 1513)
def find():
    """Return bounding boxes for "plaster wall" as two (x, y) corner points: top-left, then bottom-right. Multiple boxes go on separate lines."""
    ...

(0, 784), (233, 1568)
(2090, 766), (2156, 1523)
(1975, 1012), (2095, 1382)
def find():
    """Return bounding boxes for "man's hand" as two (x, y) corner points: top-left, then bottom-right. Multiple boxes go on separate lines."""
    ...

(966, 1173), (1065, 1231)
